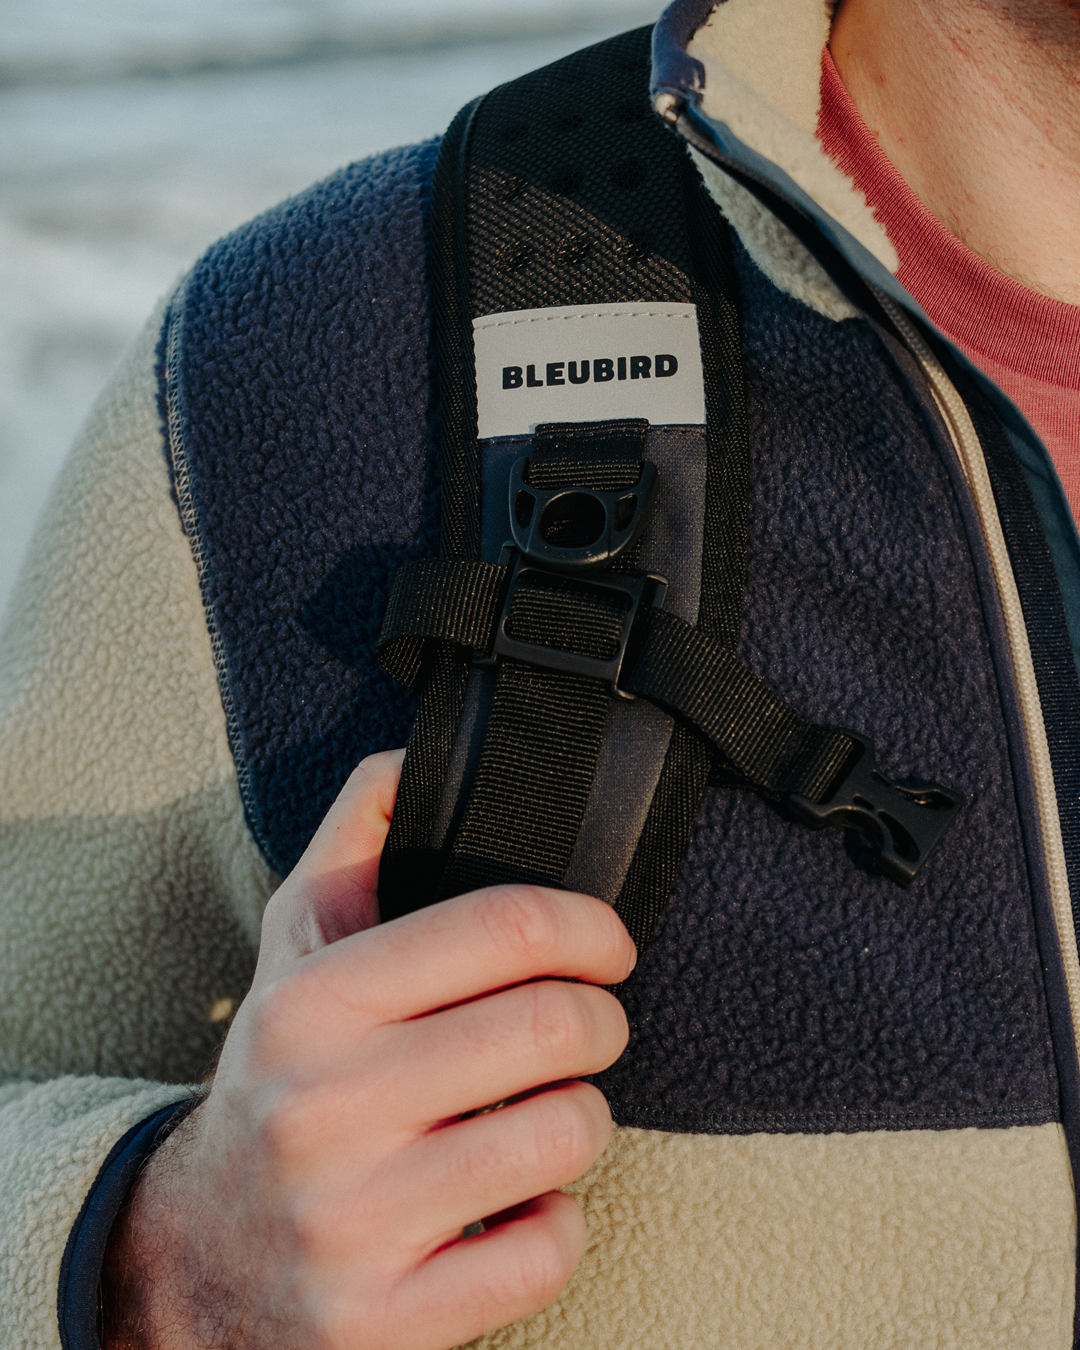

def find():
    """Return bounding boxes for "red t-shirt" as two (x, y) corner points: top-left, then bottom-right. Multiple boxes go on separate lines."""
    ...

(818, 48), (1080, 523)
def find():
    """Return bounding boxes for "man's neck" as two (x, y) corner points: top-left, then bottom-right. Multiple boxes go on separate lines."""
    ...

(829, 0), (1080, 304)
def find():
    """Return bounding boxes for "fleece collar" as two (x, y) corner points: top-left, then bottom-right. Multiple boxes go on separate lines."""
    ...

(651, 1), (899, 274)
(648, 0), (1080, 700)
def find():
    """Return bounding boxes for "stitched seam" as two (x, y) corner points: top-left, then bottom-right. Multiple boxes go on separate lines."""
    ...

(608, 1101), (1060, 1133)
(473, 307), (698, 330)
(162, 283), (266, 865)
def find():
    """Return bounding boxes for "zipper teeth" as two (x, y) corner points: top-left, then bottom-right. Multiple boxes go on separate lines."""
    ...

(877, 291), (1080, 1058)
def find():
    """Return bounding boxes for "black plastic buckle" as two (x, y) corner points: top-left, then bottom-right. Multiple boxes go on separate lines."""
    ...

(477, 548), (667, 698)
(788, 732), (965, 887)
(509, 457), (659, 569)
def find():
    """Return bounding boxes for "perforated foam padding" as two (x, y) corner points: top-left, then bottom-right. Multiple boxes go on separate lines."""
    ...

(465, 25), (693, 318)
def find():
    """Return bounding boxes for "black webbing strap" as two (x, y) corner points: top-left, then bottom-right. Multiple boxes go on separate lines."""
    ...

(436, 424), (646, 898)
(378, 553), (965, 890)
(437, 666), (614, 895)
(621, 608), (852, 799)
(378, 559), (506, 692)
(526, 422), (644, 492)
(378, 561), (854, 805)
(379, 95), (481, 917)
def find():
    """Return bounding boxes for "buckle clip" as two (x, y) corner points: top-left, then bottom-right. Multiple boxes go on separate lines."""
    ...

(477, 548), (667, 698)
(509, 457), (659, 569)
(788, 732), (964, 887)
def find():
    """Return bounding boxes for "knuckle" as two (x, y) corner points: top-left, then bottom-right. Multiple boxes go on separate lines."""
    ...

(258, 1081), (328, 1168)
(453, 1129), (508, 1194)
(526, 981), (590, 1064)
(531, 1094), (595, 1178)
(480, 886), (563, 966)
(289, 1184), (330, 1257)
(247, 974), (305, 1066)
(509, 1220), (577, 1309)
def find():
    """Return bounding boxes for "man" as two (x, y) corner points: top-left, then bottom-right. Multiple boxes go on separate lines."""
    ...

(2, 0), (1079, 1346)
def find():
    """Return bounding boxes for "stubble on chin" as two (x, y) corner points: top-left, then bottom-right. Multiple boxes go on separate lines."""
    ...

(971, 0), (1080, 41)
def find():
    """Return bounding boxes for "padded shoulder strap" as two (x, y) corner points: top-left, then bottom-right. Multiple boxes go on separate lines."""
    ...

(378, 26), (754, 949)
(377, 26), (962, 944)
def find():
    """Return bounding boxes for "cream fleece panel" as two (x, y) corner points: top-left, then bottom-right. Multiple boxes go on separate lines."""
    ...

(690, 146), (861, 321)
(0, 306), (276, 1345)
(686, 0), (894, 271)
(0, 295), (238, 820)
(690, 0), (832, 137)
(464, 1122), (1076, 1350)
(0, 786), (268, 1083)
(0, 1078), (191, 1350)
(681, 1), (899, 322)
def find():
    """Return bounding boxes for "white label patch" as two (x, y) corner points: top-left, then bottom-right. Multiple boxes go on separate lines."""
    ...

(473, 304), (705, 439)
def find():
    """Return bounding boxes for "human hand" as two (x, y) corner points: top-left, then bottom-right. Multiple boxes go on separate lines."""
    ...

(101, 748), (635, 1349)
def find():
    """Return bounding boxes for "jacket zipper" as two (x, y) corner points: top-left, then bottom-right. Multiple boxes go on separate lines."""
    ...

(878, 291), (1080, 1070)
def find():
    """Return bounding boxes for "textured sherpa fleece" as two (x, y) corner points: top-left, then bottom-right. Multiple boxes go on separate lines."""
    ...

(2, 6), (1078, 1348)
(683, 0), (898, 320)
(0, 1080), (188, 1350)
(0, 303), (276, 1348)
(463, 1122), (1075, 1349)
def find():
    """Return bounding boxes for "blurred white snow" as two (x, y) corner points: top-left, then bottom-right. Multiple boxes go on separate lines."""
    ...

(0, 0), (659, 615)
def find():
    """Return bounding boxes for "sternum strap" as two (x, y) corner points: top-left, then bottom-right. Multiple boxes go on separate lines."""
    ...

(379, 559), (853, 805)
(378, 555), (965, 891)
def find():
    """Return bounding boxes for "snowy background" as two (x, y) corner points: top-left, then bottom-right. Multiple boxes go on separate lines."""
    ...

(0, 0), (660, 615)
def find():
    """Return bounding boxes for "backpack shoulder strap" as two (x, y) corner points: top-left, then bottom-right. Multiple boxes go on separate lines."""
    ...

(378, 25), (962, 948)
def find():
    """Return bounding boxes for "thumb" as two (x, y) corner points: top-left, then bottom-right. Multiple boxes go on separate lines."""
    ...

(263, 748), (405, 957)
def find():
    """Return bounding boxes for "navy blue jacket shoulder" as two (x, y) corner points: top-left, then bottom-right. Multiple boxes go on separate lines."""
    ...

(158, 134), (1066, 1142)
(160, 138), (442, 876)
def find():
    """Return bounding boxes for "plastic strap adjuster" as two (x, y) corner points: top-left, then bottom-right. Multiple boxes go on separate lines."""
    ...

(476, 549), (667, 697)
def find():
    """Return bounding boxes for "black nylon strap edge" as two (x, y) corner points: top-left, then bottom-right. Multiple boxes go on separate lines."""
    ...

(378, 559), (508, 690)
(436, 96), (484, 562)
(379, 99), (484, 921)
(610, 152), (753, 950)
(379, 646), (470, 920)
(610, 722), (711, 955)
(683, 151), (751, 648)
(624, 608), (854, 799)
